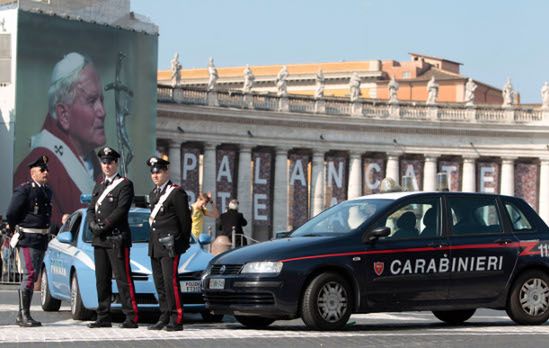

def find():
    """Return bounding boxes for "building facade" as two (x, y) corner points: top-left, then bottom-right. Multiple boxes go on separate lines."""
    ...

(157, 85), (549, 241)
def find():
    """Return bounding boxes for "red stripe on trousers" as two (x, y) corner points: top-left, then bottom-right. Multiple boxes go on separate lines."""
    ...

(172, 255), (183, 324)
(21, 247), (34, 289)
(124, 247), (139, 323)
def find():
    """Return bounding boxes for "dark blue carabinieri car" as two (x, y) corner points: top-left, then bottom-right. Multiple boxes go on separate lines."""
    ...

(203, 191), (549, 330)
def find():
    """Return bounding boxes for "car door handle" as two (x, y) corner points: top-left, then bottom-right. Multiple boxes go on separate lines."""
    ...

(495, 238), (513, 245)
(428, 242), (449, 248)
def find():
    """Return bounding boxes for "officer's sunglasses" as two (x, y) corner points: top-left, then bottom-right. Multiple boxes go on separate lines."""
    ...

(101, 158), (117, 165)
(39, 166), (49, 173)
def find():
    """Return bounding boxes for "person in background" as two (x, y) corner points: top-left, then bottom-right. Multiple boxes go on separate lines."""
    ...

(218, 199), (248, 247)
(191, 192), (219, 239)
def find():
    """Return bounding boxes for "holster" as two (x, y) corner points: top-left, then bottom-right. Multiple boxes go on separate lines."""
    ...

(158, 234), (175, 257)
(106, 231), (123, 258)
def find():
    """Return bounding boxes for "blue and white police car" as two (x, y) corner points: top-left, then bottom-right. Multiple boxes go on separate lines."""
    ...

(203, 191), (549, 330)
(40, 201), (220, 321)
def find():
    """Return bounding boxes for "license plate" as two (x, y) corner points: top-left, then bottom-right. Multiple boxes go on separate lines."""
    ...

(209, 278), (225, 290)
(180, 280), (201, 293)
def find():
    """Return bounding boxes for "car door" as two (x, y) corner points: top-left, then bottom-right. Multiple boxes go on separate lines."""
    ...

(56, 212), (83, 294)
(445, 195), (519, 303)
(362, 195), (449, 310)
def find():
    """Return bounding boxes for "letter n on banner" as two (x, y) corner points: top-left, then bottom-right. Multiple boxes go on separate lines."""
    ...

(181, 144), (200, 204)
(252, 149), (274, 241)
(288, 152), (310, 229)
(438, 157), (461, 191)
(363, 155), (385, 195)
(515, 160), (538, 209)
(216, 146), (238, 213)
(325, 152), (348, 207)
(400, 156), (424, 191)
(477, 159), (500, 193)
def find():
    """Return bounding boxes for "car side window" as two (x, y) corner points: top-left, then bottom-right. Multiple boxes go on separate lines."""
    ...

(505, 203), (533, 231)
(378, 198), (440, 240)
(448, 196), (502, 235)
(69, 214), (82, 243)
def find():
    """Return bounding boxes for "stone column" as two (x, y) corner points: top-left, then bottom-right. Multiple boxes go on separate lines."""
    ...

(202, 143), (217, 195)
(311, 151), (325, 216)
(386, 153), (400, 182)
(168, 141), (181, 185)
(273, 147), (290, 233)
(237, 145), (253, 238)
(462, 156), (477, 192)
(539, 160), (549, 223)
(500, 157), (516, 196)
(347, 152), (362, 199)
(201, 143), (217, 234)
(423, 155), (438, 192)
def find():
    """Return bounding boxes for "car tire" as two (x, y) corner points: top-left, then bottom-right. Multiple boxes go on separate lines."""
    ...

(201, 311), (224, 323)
(234, 315), (275, 329)
(301, 272), (353, 330)
(507, 270), (549, 325)
(40, 268), (61, 311)
(71, 273), (93, 321)
(432, 309), (476, 325)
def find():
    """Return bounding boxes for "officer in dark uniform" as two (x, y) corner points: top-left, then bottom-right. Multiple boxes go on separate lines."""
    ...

(87, 146), (138, 329)
(6, 155), (52, 327)
(146, 157), (191, 331)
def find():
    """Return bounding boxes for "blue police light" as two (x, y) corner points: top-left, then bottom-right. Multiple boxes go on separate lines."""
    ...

(80, 193), (92, 204)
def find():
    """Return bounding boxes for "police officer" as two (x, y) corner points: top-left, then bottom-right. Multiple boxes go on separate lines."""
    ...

(147, 157), (191, 331)
(87, 146), (138, 328)
(6, 155), (52, 327)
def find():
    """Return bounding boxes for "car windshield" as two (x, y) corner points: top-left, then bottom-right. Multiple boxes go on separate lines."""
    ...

(82, 211), (196, 244)
(291, 199), (393, 237)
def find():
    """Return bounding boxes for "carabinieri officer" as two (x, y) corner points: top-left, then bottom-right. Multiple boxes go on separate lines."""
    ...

(87, 146), (138, 328)
(7, 155), (52, 327)
(147, 157), (191, 331)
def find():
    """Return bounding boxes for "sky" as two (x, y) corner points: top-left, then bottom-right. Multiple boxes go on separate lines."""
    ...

(131, 0), (549, 103)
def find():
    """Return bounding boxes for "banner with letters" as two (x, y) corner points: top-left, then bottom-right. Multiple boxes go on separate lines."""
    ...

(180, 145), (201, 204)
(324, 153), (348, 208)
(438, 158), (461, 191)
(400, 157), (424, 191)
(362, 156), (385, 195)
(252, 150), (273, 228)
(288, 153), (310, 229)
(515, 161), (538, 209)
(477, 160), (500, 193)
(216, 147), (238, 213)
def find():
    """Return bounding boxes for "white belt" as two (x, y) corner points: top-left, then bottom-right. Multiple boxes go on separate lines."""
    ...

(18, 227), (49, 234)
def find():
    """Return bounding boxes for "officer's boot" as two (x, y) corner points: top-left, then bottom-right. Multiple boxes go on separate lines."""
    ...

(19, 289), (41, 327)
(15, 289), (24, 326)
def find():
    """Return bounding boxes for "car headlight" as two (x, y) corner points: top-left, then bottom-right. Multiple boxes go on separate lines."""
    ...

(241, 261), (283, 274)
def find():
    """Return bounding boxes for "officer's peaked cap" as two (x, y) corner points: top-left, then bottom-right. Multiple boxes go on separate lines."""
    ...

(28, 155), (49, 169)
(146, 156), (169, 173)
(97, 146), (120, 160)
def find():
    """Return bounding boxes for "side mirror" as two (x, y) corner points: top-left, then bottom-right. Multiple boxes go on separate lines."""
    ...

(57, 231), (73, 244)
(198, 233), (212, 245)
(362, 226), (390, 243)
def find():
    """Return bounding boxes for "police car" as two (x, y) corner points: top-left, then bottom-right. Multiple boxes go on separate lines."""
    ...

(203, 191), (549, 330)
(40, 204), (222, 322)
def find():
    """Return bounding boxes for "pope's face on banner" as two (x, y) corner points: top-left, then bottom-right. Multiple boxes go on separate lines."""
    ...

(57, 64), (106, 156)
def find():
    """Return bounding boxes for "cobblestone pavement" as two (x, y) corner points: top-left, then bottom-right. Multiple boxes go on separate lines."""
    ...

(0, 289), (548, 347)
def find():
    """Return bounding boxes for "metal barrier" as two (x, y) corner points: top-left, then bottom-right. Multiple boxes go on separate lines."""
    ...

(0, 245), (21, 284)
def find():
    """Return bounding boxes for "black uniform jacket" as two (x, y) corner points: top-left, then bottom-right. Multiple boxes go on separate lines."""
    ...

(87, 175), (134, 248)
(148, 181), (191, 257)
(218, 210), (248, 237)
(6, 181), (52, 249)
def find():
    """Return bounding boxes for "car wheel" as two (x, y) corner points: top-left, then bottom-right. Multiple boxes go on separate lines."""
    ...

(432, 309), (476, 325)
(201, 311), (224, 323)
(301, 272), (353, 330)
(507, 270), (549, 325)
(40, 268), (61, 311)
(234, 315), (275, 329)
(71, 273), (93, 320)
